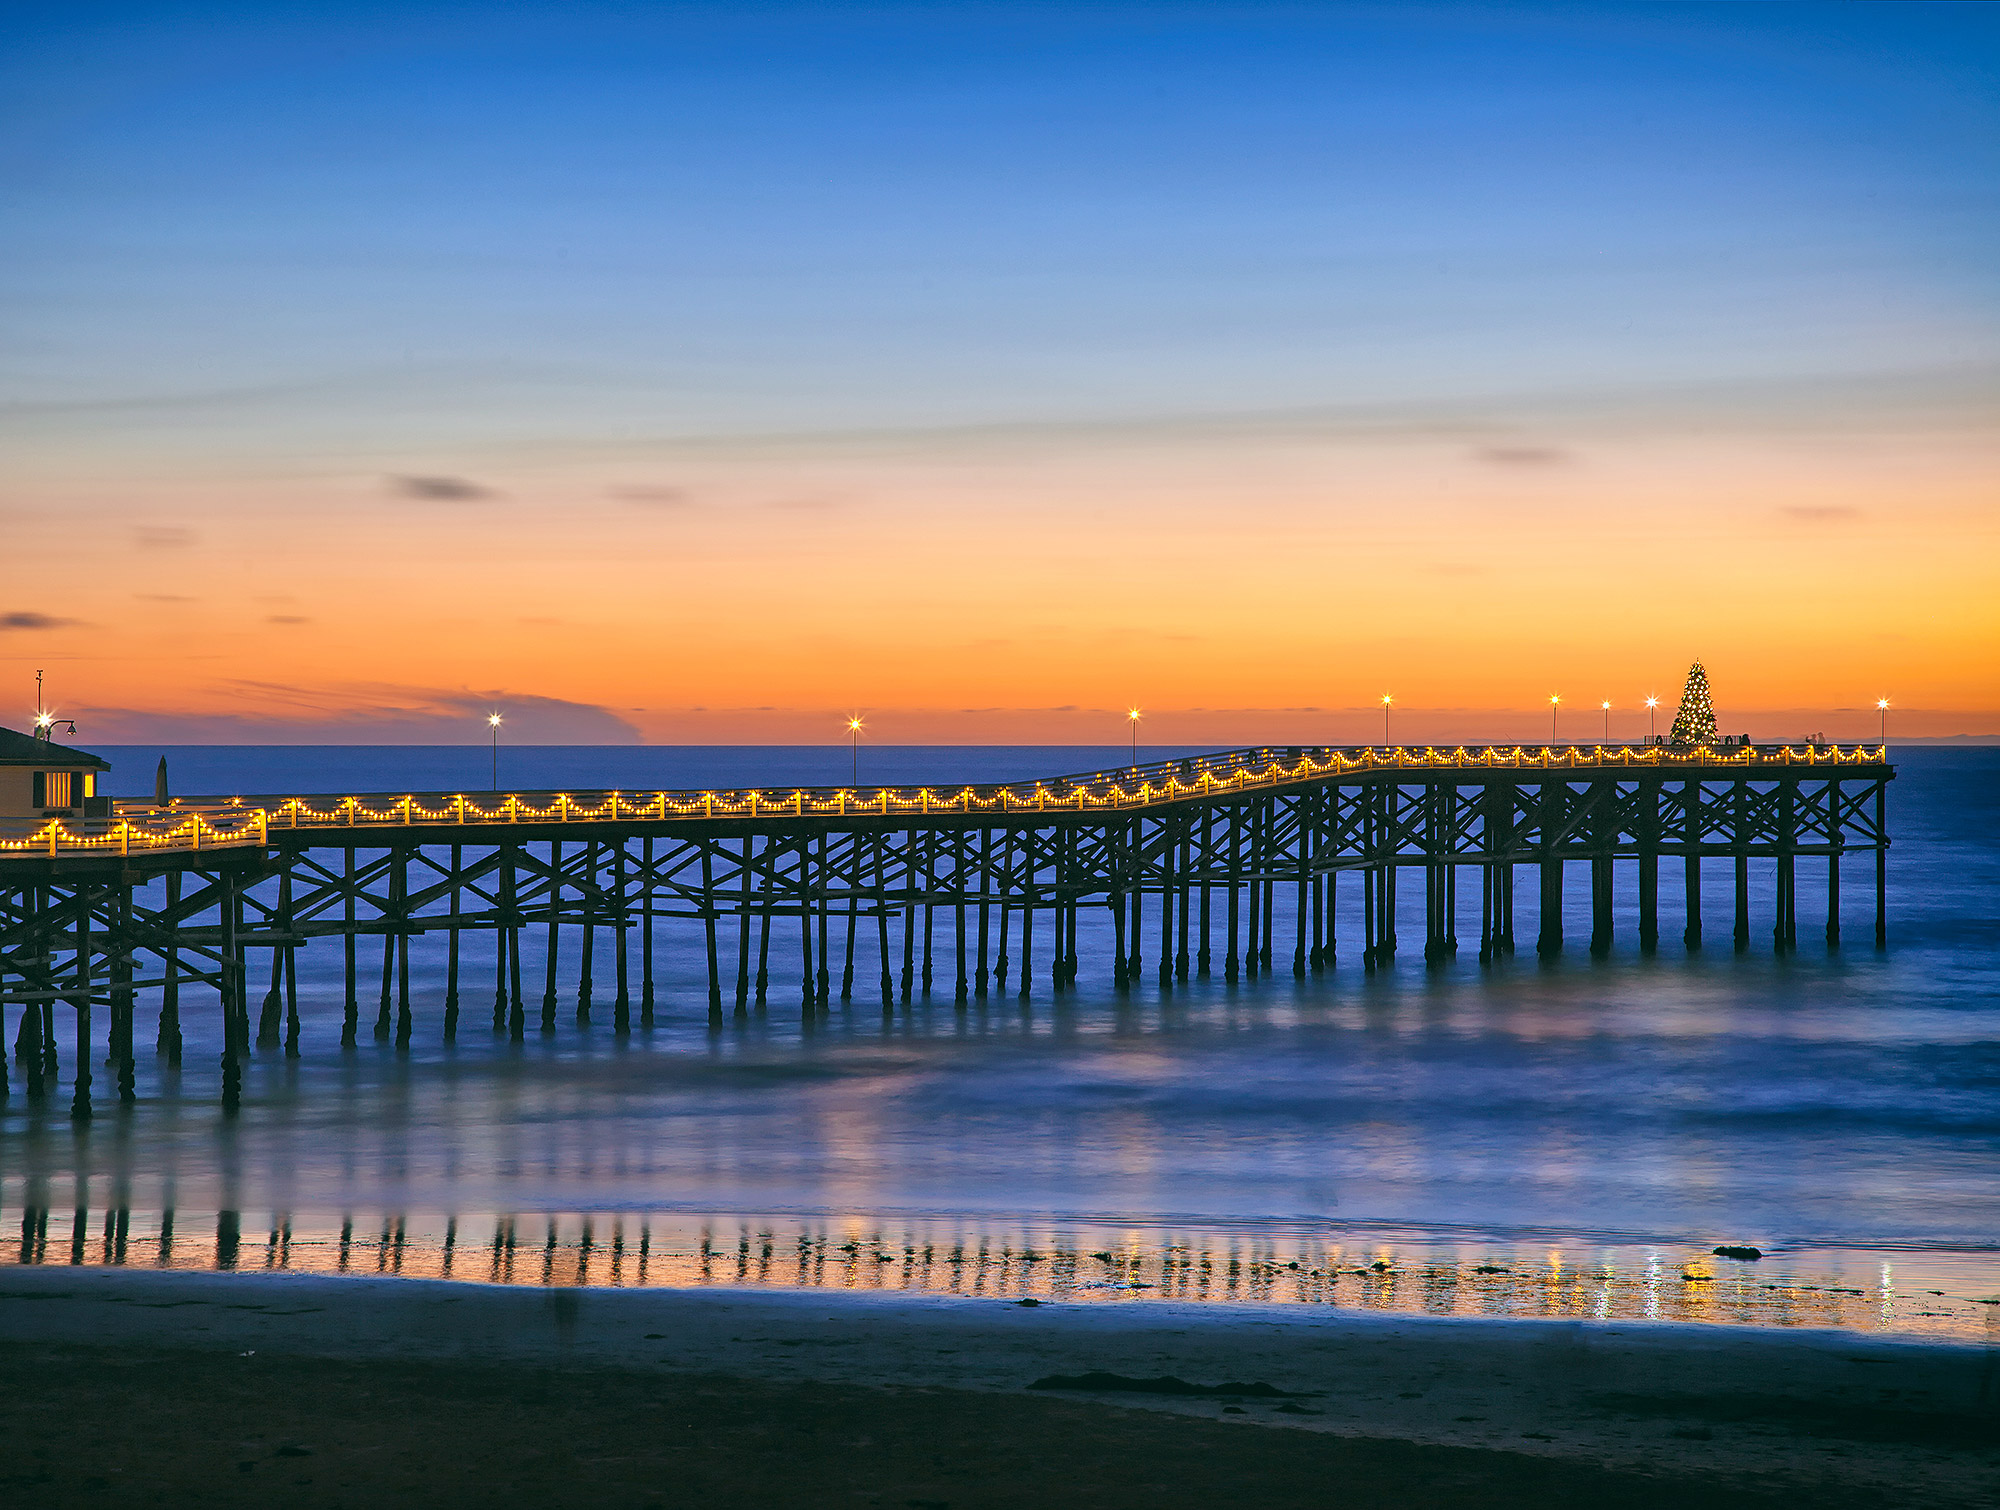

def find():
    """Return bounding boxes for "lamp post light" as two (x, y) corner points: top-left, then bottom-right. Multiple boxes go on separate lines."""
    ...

(1380, 694), (1393, 747)
(1549, 694), (1561, 745)
(1601, 700), (1611, 742)
(1127, 708), (1141, 769)
(846, 716), (864, 784)
(1645, 695), (1659, 742)
(1876, 697), (1889, 745)
(488, 713), (502, 791)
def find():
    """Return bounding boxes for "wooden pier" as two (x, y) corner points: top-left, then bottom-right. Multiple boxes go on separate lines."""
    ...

(0, 742), (1893, 1116)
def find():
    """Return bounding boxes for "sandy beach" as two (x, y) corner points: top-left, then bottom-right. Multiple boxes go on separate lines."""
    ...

(2, 1267), (1993, 1506)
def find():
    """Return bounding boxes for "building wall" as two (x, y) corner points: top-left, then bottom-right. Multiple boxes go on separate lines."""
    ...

(0, 765), (100, 818)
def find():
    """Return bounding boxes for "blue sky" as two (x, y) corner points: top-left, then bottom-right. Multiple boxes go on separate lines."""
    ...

(7, 2), (1995, 446)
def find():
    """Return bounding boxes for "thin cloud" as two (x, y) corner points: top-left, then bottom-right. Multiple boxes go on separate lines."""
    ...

(265, 615), (311, 625)
(389, 474), (496, 501)
(1473, 445), (1569, 467)
(609, 485), (688, 506)
(1784, 505), (1859, 521)
(136, 594), (195, 603)
(0, 611), (79, 631)
(135, 525), (197, 548)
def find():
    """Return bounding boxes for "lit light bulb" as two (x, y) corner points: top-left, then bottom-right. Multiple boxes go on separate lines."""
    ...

(487, 713), (502, 727)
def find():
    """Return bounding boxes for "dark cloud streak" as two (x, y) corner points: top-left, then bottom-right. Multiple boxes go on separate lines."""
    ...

(389, 475), (496, 501)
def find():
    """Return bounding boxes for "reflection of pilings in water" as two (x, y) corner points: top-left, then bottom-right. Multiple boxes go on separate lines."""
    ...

(0, 751), (1894, 1111)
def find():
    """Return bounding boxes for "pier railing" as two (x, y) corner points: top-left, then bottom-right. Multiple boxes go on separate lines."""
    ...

(0, 741), (1889, 861)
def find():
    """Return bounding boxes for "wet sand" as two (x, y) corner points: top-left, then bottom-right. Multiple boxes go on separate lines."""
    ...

(2, 1267), (1995, 1506)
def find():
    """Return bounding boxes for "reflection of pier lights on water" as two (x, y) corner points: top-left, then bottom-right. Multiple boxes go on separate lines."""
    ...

(0, 741), (1895, 1117)
(0, 1204), (1959, 1340)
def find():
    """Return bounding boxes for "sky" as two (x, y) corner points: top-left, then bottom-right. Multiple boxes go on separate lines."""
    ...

(3, 1), (1996, 744)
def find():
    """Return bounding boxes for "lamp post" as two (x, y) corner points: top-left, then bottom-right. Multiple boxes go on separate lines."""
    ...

(488, 713), (502, 791)
(846, 716), (864, 784)
(1127, 708), (1141, 769)
(1876, 697), (1889, 745)
(1601, 700), (1611, 742)
(1645, 695), (1659, 742)
(1549, 694), (1561, 745)
(1380, 694), (1392, 747)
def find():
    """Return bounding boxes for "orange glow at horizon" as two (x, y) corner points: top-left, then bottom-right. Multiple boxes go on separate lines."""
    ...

(4, 421), (1996, 744)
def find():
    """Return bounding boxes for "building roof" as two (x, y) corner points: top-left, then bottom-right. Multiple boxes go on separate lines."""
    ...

(0, 725), (111, 769)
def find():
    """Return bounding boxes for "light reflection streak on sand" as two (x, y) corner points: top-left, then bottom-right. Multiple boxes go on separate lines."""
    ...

(2, 1205), (1991, 1344)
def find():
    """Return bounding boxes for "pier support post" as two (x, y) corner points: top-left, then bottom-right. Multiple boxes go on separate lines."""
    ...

(877, 832), (895, 1006)
(1535, 781), (1563, 958)
(577, 840), (597, 1024)
(158, 871), (183, 1063)
(613, 841), (631, 1035)
(1537, 855), (1563, 957)
(220, 871), (242, 1112)
(1682, 778), (1703, 950)
(702, 844), (722, 1023)
(70, 882), (93, 1122)
(975, 828), (992, 996)
(1732, 781), (1751, 952)
(817, 832), (832, 1009)
(113, 887), (135, 1102)
(1638, 777), (1659, 952)
(642, 837), (656, 1025)
(344, 849), (361, 1045)
(1176, 815), (1192, 981)
(1874, 781), (1887, 948)
(444, 844), (462, 1040)
(492, 848), (508, 1035)
(505, 846), (525, 1041)
(954, 830), (969, 1004)
(736, 838), (754, 1013)
(1589, 854), (1612, 956)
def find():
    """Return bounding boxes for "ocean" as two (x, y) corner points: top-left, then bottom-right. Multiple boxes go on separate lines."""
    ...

(4, 745), (1995, 1342)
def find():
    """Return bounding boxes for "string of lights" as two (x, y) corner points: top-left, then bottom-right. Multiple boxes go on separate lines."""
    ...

(0, 740), (1895, 860)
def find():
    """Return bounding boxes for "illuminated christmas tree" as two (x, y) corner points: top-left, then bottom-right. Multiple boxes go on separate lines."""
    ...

(1669, 660), (1718, 744)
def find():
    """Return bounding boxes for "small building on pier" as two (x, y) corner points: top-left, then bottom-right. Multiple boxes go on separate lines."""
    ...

(0, 726), (111, 822)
